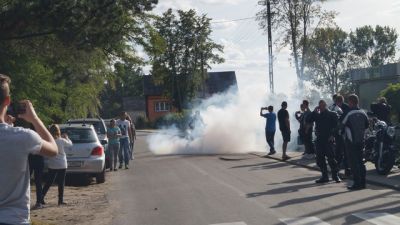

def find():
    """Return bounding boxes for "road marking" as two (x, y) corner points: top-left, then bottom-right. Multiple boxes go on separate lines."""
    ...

(209, 222), (247, 225)
(280, 217), (330, 225)
(353, 213), (400, 225)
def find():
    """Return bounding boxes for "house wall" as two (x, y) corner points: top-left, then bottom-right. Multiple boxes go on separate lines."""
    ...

(146, 96), (176, 122)
(356, 77), (400, 109)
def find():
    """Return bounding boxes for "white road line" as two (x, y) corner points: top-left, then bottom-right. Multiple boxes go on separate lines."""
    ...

(209, 222), (247, 225)
(353, 213), (400, 225)
(280, 217), (330, 225)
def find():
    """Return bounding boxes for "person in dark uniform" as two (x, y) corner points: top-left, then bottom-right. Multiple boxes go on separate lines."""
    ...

(342, 94), (369, 190)
(302, 100), (315, 157)
(306, 100), (341, 183)
(278, 101), (291, 161)
(335, 95), (351, 177)
(371, 97), (392, 124)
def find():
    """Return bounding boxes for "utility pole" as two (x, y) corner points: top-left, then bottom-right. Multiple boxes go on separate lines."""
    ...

(266, 0), (274, 94)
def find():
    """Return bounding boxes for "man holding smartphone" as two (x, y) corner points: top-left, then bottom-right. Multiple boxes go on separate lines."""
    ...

(0, 74), (58, 225)
(306, 100), (341, 184)
(260, 106), (276, 155)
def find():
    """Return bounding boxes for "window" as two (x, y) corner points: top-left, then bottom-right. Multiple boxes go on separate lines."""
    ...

(155, 101), (171, 112)
(61, 128), (98, 144)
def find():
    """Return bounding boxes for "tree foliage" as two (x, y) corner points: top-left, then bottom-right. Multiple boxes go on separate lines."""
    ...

(304, 27), (352, 95)
(381, 83), (400, 122)
(150, 9), (224, 111)
(350, 25), (398, 67)
(0, 0), (157, 124)
(257, 0), (336, 84)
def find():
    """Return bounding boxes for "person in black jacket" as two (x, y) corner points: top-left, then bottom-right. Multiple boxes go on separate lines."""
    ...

(371, 97), (392, 124)
(342, 94), (369, 190)
(335, 95), (351, 177)
(306, 100), (341, 183)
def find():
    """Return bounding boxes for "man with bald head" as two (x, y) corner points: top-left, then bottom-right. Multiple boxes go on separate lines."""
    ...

(307, 100), (340, 184)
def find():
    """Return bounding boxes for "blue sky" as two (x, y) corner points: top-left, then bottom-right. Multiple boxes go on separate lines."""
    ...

(152, 0), (400, 95)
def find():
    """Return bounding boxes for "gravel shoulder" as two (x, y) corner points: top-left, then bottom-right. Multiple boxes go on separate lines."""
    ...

(30, 176), (112, 225)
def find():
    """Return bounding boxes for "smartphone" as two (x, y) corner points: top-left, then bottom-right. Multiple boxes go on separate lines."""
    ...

(7, 102), (27, 117)
(15, 103), (27, 115)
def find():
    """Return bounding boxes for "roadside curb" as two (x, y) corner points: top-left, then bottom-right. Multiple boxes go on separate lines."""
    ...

(250, 152), (400, 191)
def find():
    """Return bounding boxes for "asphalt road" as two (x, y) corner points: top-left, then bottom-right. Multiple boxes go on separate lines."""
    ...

(108, 131), (400, 225)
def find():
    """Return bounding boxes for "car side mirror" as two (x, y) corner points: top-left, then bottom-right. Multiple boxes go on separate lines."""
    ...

(100, 140), (108, 145)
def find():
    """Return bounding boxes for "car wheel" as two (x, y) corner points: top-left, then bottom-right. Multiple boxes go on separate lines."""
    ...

(96, 168), (106, 184)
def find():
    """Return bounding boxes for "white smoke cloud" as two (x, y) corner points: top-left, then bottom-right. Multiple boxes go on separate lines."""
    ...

(147, 75), (310, 155)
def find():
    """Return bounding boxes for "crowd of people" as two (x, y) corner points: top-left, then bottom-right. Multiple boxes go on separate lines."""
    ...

(107, 112), (136, 171)
(260, 94), (390, 191)
(0, 74), (137, 225)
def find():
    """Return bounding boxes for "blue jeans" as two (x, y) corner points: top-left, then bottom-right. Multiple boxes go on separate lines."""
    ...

(119, 138), (130, 165)
(109, 143), (120, 170)
(265, 130), (275, 152)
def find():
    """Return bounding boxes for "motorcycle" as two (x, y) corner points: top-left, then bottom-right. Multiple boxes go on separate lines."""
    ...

(364, 115), (398, 175)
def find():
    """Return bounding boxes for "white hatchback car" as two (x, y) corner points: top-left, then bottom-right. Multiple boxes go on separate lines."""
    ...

(59, 124), (106, 183)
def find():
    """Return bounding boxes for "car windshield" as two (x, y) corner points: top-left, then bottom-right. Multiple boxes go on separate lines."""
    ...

(61, 128), (98, 144)
(68, 120), (106, 135)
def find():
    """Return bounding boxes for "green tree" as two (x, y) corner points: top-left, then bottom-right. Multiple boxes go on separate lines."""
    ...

(150, 9), (224, 111)
(257, 0), (336, 85)
(381, 83), (400, 123)
(100, 62), (145, 118)
(304, 27), (352, 95)
(0, 0), (158, 123)
(350, 25), (398, 67)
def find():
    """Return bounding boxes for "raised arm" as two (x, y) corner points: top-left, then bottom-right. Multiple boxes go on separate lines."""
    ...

(19, 100), (58, 157)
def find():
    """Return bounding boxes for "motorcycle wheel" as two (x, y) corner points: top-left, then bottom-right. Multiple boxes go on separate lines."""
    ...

(375, 150), (395, 175)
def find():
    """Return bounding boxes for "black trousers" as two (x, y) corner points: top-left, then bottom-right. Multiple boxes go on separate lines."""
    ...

(335, 134), (350, 171)
(345, 141), (366, 186)
(304, 128), (315, 154)
(265, 130), (275, 152)
(315, 138), (338, 175)
(42, 168), (67, 203)
(29, 155), (44, 204)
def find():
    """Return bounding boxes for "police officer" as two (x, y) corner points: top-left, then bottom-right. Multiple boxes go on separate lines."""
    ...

(342, 94), (369, 190)
(307, 100), (341, 183)
(335, 95), (351, 177)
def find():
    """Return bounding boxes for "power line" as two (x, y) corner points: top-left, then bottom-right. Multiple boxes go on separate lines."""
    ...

(211, 16), (257, 24)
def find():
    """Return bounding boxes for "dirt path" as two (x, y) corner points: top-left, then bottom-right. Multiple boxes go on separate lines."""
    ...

(30, 176), (112, 225)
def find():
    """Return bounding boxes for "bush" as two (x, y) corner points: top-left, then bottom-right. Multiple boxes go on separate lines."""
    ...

(154, 111), (191, 130)
(135, 116), (147, 129)
(380, 82), (400, 123)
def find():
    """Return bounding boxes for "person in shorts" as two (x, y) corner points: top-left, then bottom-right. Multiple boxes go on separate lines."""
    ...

(278, 101), (291, 161)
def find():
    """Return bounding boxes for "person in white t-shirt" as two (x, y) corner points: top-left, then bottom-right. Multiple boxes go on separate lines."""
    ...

(42, 124), (73, 206)
(116, 111), (133, 169)
(0, 74), (58, 225)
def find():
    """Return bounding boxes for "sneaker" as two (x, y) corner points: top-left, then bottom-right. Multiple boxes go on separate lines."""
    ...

(304, 154), (315, 160)
(332, 174), (342, 183)
(125, 165), (129, 169)
(119, 164), (123, 169)
(315, 177), (329, 184)
(58, 202), (67, 206)
(282, 155), (291, 161)
(114, 168), (118, 171)
(267, 151), (276, 156)
(32, 203), (43, 210)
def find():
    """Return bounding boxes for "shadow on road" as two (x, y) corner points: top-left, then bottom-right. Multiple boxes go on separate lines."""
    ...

(247, 182), (319, 197)
(271, 191), (347, 208)
(230, 161), (288, 170)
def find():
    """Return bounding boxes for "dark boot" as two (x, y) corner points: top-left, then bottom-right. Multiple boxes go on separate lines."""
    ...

(332, 172), (342, 183)
(315, 173), (329, 184)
